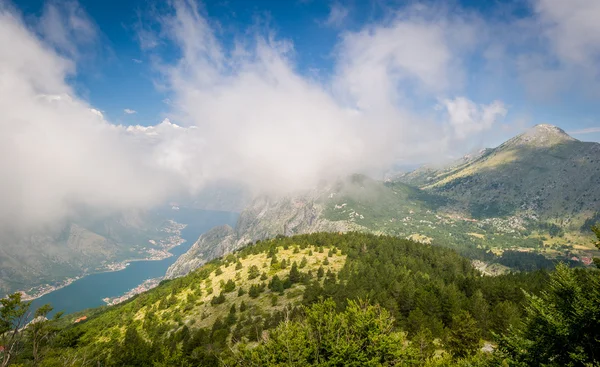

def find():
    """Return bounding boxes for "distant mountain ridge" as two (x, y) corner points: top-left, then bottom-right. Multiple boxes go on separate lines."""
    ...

(398, 124), (600, 225)
(168, 125), (600, 280)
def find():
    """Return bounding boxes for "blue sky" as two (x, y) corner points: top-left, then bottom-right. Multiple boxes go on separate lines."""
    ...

(12, 0), (600, 143)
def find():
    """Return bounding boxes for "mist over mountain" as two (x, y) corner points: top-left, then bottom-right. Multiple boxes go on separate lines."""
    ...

(168, 126), (600, 279)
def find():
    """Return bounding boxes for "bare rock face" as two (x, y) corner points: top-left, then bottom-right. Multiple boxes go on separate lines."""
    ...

(165, 192), (358, 279)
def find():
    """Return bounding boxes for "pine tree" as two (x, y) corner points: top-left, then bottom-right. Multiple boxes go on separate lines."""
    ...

(269, 275), (284, 294)
(289, 261), (300, 284)
(446, 311), (481, 359)
(223, 279), (236, 293)
(317, 266), (325, 279)
(498, 263), (600, 366)
(300, 256), (308, 268)
(248, 265), (260, 280)
(235, 260), (243, 270)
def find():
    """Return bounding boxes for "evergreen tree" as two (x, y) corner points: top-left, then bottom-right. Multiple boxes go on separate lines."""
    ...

(248, 265), (260, 280)
(317, 266), (324, 279)
(300, 256), (308, 268)
(289, 261), (301, 284)
(223, 279), (236, 293)
(269, 275), (284, 294)
(497, 263), (600, 366)
(211, 292), (226, 305)
(446, 311), (481, 359)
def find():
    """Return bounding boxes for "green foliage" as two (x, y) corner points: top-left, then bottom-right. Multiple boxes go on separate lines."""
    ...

(496, 263), (600, 366)
(446, 311), (481, 359)
(222, 279), (236, 293)
(15, 232), (581, 367)
(288, 261), (301, 284)
(211, 292), (226, 305)
(268, 275), (284, 294)
(247, 264), (260, 280)
(300, 256), (308, 268)
(215, 267), (223, 276)
(0, 292), (32, 366)
(235, 260), (243, 270)
(231, 299), (418, 366)
(317, 266), (324, 279)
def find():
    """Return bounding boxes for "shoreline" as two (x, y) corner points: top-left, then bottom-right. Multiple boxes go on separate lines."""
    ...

(18, 221), (187, 302)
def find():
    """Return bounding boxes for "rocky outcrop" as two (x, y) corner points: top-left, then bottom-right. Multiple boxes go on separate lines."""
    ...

(165, 192), (360, 279)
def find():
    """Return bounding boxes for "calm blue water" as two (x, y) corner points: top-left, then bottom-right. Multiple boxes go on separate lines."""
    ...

(30, 208), (238, 317)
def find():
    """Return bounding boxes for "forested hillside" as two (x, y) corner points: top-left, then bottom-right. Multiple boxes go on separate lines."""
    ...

(2, 231), (598, 366)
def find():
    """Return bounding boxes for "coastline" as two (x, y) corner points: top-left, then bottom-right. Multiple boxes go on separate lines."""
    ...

(18, 221), (187, 302)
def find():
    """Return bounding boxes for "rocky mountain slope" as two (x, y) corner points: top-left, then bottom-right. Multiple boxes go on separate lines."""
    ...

(166, 191), (360, 278)
(398, 124), (600, 226)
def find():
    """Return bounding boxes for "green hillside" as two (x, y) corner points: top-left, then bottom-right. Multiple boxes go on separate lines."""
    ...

(319, 175), (596, 271)
(4, 232), (583, 366)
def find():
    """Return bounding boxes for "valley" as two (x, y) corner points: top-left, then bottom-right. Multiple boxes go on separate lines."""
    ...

(26, 209), (239, 317)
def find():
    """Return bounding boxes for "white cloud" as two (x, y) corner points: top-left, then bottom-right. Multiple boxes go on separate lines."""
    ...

(323, 3), (348, 28)
(0, 7), (181, 233)
(441, 97), (507, 139)
(151, 1), (500, 193)
(534, 0), (600, 66)
(0, 0), (510, 233)
(132, 58), (142, 63)
(37, 1), (98, 59)
(124, 108), (137, 114)
(500, 0), (600, 100)
(90, 108), (104, 118)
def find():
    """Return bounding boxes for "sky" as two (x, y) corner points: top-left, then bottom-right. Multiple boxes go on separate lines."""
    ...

(2, 0), (600, 231)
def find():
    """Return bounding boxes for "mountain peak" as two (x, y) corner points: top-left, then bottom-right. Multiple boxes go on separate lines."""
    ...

(529, 124), (571, 137)
(506, 124), (577, 148)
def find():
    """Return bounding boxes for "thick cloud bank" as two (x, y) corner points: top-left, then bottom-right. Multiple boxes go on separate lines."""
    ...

(1, 0), (597, 231)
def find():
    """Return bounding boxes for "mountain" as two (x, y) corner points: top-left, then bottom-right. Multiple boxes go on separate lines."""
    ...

(166, 191), (360, 278)
(398, 124), (600, 226)
(0, 211), (180, 296)
(15, 232), (555, 366)
(168, 126), (600, 280)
